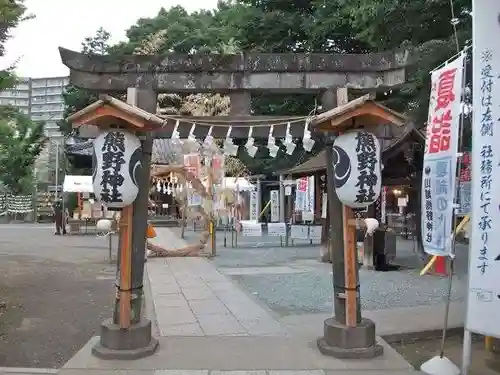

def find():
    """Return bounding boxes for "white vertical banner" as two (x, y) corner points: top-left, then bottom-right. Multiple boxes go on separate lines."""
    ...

(307, 175), (315, 216)
(420, 53), (465, 256)
(249, 191), (258, 221)
(270, 190), (280, 222)
(466, 0), (500, 338)
(295, 177), (308, 211)
(381, 186), (387, 225)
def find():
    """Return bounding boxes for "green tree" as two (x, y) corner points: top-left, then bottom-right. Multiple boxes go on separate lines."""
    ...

(0, 107), (45, 194)
(0, 0), (44, 194)
(340, 0), (472, 124)
(0, 0), (31, 90)
(58, 27), (112, 134)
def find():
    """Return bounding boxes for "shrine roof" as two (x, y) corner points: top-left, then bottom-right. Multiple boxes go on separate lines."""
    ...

(66, 94), (165, 130)
(310, 93), (409, 132)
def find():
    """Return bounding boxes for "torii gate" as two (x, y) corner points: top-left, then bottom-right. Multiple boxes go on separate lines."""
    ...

(59, 47), (411, 359)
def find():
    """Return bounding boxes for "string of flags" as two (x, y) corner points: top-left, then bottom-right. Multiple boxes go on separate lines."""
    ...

(169, 118), (315, 158)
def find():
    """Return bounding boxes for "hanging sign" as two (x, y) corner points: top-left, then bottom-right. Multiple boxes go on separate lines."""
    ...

(333, 131), (382, 208)
(307, 175), (315, 216)
(249, 191), (258, 221)
(92, 130), (142, 209)
(183, 153), (201, 178)
(421, 53), (465, 256)
(241, 222), (262, 236)
(267, 222), (286, 236)
(466, 1), (500, 338)
(211, 155), (225, 185)
(295, 177), (308, 211)
(321, 193), (327, 219)
(270, 190), (280, 222)
(457, 151), (471, 216)
(381, 187), (387, 225)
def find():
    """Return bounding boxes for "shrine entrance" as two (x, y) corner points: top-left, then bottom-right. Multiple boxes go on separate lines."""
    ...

(59, 46), (412, 359)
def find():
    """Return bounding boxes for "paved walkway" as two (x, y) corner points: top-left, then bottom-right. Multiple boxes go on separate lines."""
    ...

(147, 257), (286, 336)
(27, 227), (428, 374)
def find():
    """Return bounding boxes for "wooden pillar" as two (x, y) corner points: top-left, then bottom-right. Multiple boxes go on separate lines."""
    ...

(229, 92), (251, 115)
(130, 86), (157, 323)
(322, 88), (347, 324)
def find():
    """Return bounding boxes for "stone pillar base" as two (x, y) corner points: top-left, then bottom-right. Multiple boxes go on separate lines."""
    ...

(92, 318), (159, 360)
(317, 317), (383, 359)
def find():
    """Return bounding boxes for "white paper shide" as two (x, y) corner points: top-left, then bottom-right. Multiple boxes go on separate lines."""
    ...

(333, 132), (381, 208)
(420, 53), (464, 257)
(92, 129), (142, 209)
(466, 0), (500, 338)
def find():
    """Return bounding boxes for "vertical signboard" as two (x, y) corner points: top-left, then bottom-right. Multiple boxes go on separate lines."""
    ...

(249, 191), (258, 221)
(466, 0), (500, 338)
(270, 190), (280, 222)
(421, 54), (465, 256)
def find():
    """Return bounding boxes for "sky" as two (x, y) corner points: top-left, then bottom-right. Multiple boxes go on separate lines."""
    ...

(1, 0), (218, 78)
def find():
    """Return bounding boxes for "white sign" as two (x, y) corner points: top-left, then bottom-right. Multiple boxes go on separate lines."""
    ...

(241, 222), (262, 237)
(92, 130), (142, 209)
(187, 193), (202, 207)
(267, 223), (286, 236)
(285, 186), (292, 196)
(321, 193), (327, 219)
(421, 53), (464, 257)
(290, 225), (308, 239)
(249, 191), (258, 221)
(397, 197), (408, 207)
(270, 190), (280, 222)
(333, 132), (382, 208)
(466, 0), (500, 338)
(307, 175), (315, 216)
(309, 226), (322, 240)
(381, 187), (387, 225)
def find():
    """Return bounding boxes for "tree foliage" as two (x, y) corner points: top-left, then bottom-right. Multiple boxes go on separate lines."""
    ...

(0, 107), (45, 194)
(0, 0), (44, 194)
(0, 0), (31, 90)
(62, 0), (473, 174)
(58, 27), (112, 134)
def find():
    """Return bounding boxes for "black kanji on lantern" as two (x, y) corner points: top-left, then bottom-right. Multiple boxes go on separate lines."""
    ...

(354, 132), (378, 204)
(100, 132), (126, 203)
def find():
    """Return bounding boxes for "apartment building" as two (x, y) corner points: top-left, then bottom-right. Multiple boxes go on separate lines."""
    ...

(0, 77), (31, 116)
(0, 76), (69, 138)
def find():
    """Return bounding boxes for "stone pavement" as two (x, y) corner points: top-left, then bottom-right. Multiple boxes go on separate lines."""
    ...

(6, 227), (429, 374)
(147, 257), (286, 336)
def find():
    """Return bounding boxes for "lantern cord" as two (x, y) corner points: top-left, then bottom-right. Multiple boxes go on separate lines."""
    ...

(114, 284), (143, 292)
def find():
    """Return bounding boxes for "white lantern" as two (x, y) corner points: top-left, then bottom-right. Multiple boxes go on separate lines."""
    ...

(92, 129), (142, 209)
(332, 131), (381, 208)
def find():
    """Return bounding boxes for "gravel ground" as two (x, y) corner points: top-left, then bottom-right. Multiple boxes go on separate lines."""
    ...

(392, 333), (500, 375)
(178, 229), (469, 316)
(0, 224), (117, 368)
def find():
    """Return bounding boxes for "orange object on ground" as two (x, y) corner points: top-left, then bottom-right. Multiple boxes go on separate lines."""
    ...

(147, 223), (156, 238)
